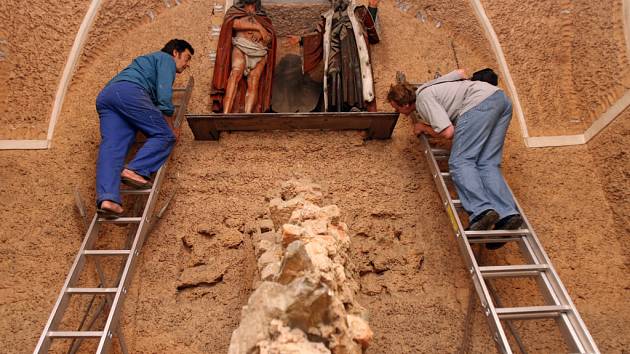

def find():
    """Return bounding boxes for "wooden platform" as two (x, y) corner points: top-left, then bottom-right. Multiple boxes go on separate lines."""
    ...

(186, 112), (400, 140)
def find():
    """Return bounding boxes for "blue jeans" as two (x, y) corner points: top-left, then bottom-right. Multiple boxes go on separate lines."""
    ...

(448, 90), (518, 220)
(95, 81), (175, 206)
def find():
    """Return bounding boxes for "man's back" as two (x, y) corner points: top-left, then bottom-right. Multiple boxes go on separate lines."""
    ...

(109, 51), (176, 115)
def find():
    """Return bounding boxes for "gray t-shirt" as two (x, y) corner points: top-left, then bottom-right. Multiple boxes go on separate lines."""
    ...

(415, 70), (500, 132)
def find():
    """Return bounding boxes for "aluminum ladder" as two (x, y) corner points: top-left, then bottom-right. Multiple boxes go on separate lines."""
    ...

(34, 77), (194, 354)
(419, 134), (599, 353)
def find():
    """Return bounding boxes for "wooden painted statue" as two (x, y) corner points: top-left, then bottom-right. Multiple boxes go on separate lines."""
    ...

(211, 0), (277, 113)
(287, 0), (380, 112)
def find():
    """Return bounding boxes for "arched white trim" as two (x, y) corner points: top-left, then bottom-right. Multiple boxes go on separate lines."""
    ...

(46, 0), (104, 144)
(469, 0), (529, 142)
(470, 0), (630, 148)
(0, 0), (103, 150)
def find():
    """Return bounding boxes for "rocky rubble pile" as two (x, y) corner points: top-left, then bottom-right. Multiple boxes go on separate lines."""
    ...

(229, 180), (373, 354)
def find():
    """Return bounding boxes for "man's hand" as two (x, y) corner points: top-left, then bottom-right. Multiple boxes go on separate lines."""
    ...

(413, 122), (432, 136)
(456, 68), (469, 79)
(164, 114), (181, 141)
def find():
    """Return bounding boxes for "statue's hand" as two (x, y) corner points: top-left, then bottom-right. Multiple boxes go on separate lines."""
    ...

(368, 0), (379, 7)
(260, 29), (271, 45)
(287, 35), (301, 46)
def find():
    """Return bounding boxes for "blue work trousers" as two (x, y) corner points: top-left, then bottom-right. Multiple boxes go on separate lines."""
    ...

(448, 90), (518, 220)
(95, 81), (175, 206)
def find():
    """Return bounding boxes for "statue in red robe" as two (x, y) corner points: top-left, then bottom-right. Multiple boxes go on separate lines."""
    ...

(211, 0), (277, 113)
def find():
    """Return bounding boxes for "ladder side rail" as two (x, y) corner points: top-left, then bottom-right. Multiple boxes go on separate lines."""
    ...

(95, 77), (194, 353)
(510, 196), (598, 353)
(420, 135), (513, 354)
(34, 215), (102, 354)
(515, 236), (566, 312)
(420, 135), (599, 354)
(95, 163), (164, 353)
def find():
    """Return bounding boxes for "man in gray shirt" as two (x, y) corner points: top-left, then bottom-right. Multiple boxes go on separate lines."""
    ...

(388, 69), (522, 248)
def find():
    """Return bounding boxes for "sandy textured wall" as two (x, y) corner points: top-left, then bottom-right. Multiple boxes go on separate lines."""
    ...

(0, 0), (91, 140)
(402, 0), (497, 79)
(482, 0), (630, 137)
(572, 1), (630, 125)
(79, 0), (165, 69)
(587, 109), (630, 248)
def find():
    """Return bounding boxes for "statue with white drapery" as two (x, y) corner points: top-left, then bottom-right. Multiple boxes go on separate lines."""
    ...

(283, 0), (381, 113)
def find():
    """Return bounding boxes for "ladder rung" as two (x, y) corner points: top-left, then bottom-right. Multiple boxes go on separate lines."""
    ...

(464, 229), (530, 238)
(452, 199), (462, 207)
(496, 305), (571, 320)
(120, 188), (152, 195)
(431, 148), (450, 156)
(479, 264), (549, 278)
(98, 217), (142, 224)
(48, 331), (104, 338)
(83, 250), (131, 256)
(173, 88), (186, 92)
(440, 172), (451, 178)
(66, 287), (119, 294)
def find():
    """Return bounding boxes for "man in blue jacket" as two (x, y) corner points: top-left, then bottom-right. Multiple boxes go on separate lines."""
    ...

(96, 39), (194, 218)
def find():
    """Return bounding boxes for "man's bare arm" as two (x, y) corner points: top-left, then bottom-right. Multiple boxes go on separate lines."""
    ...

(413, 122), (454, 140)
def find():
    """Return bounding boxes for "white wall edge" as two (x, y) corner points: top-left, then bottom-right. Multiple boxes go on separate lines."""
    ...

(472, 0), (629, 149)
(583, 90), (630, 141)
(0, 140), (50, 150)
(526, 135), (585, 148)
(45, 0), (103, 146)
(469, 0), (530, 144)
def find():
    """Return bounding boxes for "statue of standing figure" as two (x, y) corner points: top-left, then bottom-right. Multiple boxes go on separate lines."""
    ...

(211, 0), (277, 113)
(286, 0), (381, 112)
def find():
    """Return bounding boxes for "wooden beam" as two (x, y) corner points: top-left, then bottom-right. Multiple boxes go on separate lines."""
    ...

(186, 112), (399, 140)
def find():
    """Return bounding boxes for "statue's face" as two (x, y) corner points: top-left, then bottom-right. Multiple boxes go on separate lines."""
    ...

(332, 0), (349, 11)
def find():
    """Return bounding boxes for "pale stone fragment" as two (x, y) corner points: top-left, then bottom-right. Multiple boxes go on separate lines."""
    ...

(258, 246), (281, 271)
(347, 314), (374, 349)
(261, 262), (281, 281)
(281, 224), (305, 247)
(276, 241), (312, 284)
(302, 218), (329, 235)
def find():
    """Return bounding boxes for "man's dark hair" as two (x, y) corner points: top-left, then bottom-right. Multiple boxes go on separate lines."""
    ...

(471, 68), (498, 86)
(161, 39), (195, 56)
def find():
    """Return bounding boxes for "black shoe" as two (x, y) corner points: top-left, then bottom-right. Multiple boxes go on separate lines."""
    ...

(486, 214), (524, 250)
(495, 214), (524, 230)
(467, 209), (499, 231)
